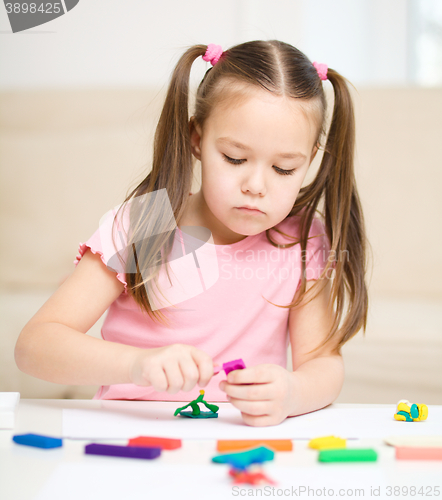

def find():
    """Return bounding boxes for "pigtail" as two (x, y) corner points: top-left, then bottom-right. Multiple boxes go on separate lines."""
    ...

(149, 45), (208, 201)
(111, 45), (208, 327)
(325, 69), (368, 348)
(308, 69), (368, 351)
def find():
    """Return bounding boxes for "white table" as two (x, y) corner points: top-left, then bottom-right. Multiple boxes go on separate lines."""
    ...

(1, 400), (441, 500)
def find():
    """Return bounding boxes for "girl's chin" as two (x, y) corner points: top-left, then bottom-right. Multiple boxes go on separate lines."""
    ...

(226, 222), (264, 237)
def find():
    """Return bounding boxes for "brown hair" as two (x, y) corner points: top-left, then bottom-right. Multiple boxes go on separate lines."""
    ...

(111, 40), (368, 352)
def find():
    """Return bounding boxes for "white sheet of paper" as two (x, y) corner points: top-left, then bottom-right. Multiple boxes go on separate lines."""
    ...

(32, 460), (442, 500)
(31, 462), (390, 500)
(62, 403), (442, 440)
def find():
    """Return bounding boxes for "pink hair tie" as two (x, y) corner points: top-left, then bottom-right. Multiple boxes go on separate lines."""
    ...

(313, 61), (328, 81)
(202, 43), (223, 66)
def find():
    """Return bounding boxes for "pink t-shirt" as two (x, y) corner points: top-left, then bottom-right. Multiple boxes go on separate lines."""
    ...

(73, 197), (330, 402)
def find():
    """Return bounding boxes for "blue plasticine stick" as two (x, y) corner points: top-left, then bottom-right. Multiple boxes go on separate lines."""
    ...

(13, 433), (63, 449)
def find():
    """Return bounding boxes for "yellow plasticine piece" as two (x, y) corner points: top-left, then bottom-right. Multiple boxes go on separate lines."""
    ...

(394, 413), (407, 421)
(397, 402), (412, 414)
(308, 436), (346, 450)
(413, 404), (429, 422)
(395, 400), (429, 422)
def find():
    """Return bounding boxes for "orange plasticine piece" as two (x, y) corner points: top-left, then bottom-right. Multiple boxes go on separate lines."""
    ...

(217, 439), (293, 452)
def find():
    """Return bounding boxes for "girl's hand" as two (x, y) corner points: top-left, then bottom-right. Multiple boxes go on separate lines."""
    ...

(130, 344), (214, 394)
(219, 364), (295, 426)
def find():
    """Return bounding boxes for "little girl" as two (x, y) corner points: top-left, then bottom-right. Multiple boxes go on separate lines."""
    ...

(15, 40), (368, 427)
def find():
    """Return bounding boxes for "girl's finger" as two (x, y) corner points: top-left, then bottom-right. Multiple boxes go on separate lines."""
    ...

(191, 349), (214, 387)
(227, 396), (271, 416)
(226, 365), (274, 385)
(148, 366), (168, 393)
(241, 412), (280, 427)
(178, 358), (200, 393)
(222, 381), (272, 401)
(163, 362), (185, 394)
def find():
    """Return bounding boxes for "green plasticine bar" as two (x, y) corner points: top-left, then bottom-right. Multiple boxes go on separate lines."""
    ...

(319, 449), (378, 463)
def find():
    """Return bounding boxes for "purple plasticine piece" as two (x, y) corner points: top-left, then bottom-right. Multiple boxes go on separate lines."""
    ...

(85, 443), (161, 459)
(223, 358), (246, 375)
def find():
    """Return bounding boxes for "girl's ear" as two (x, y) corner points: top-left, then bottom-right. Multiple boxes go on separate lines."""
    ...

(189, 117), (202, 161)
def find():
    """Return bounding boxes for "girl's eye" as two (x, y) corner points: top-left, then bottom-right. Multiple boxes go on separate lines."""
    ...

(222, 154), (296, 176)
(223, 154), (244, 165)
(274, 166), (296, 176)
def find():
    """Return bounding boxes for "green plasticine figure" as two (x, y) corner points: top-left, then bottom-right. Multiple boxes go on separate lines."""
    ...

(174, 390), (219, 419)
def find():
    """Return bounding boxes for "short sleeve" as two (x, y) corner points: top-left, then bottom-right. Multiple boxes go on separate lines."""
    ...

(73, 206), (130, 295)
(303, 217), (332, 281)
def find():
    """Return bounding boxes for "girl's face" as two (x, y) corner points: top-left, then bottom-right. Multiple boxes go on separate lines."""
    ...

(190, 88), (319, 244)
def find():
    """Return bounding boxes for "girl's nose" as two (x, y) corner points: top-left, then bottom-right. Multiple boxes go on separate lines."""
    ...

(241, 165), (266, 196)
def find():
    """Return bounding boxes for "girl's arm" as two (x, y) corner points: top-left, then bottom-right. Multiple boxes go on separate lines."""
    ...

(15, 249), (213, 390)
(15, 249), (139, 385)
(286, 278), (345, 417)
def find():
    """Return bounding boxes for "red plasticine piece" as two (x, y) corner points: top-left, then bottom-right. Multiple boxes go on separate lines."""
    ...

(128, 436), (182, 450)
(229, 468), (276, 486)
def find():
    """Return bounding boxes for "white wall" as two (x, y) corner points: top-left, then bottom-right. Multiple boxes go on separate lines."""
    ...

(0, 0), (423, 89)
(302, 0), (409, 85)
